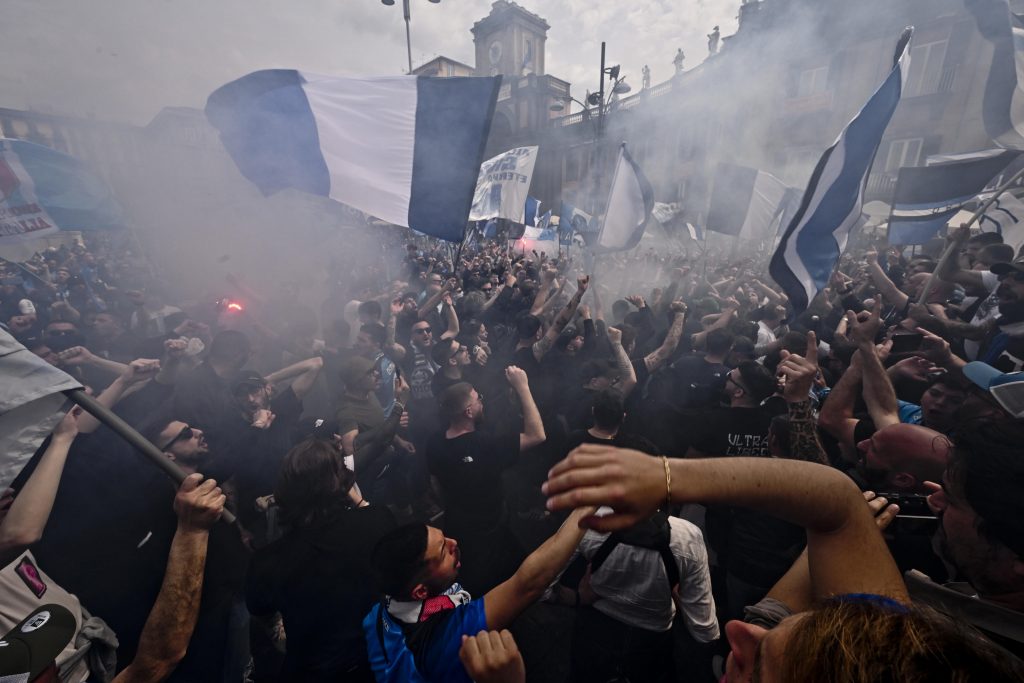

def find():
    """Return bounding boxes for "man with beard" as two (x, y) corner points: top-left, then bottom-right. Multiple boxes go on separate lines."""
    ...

(425, 367), (544, 594)
(911, 423), (1024, 658)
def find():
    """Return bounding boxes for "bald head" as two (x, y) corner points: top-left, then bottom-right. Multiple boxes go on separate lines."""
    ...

(859, 423), (952, 492)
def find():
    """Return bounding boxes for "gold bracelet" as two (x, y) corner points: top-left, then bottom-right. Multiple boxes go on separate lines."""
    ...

(661, 455), (672, 510)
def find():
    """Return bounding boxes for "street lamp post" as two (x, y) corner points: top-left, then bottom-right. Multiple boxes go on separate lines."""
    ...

(381, 0), (441, 74)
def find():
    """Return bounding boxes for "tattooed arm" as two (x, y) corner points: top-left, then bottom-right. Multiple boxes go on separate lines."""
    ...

(532, 275), (590, 362)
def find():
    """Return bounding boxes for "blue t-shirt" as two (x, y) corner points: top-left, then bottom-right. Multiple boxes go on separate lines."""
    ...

(364, 597), (487, 683)
(897, 400), (922, 425)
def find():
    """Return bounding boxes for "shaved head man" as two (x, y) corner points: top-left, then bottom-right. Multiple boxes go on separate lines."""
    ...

(856, 423), (952, 493)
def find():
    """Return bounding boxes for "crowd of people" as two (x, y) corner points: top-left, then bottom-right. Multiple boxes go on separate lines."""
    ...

(1, 223), (1023, 682)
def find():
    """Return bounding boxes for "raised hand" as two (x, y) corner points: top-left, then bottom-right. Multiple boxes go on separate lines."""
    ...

(173, 473), (225, 532)
(777, 331), (819, 403)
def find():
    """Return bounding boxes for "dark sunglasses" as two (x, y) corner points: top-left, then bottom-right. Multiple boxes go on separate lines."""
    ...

(159, 426), (194, 451)
(414, 327), (433, 334)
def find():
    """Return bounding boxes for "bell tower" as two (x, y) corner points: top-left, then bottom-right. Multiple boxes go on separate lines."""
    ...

(471, 1), (549, 78)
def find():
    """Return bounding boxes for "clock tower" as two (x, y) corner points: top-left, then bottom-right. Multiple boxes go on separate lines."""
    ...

(471, 1), (549, 78)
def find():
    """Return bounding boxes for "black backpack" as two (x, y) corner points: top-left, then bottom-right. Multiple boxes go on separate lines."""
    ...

(561, 512), (679, 593)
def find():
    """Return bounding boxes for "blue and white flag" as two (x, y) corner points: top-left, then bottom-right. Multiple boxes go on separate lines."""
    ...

(536, 210), (556, 241)
(888, 149), (1018, 244)
(0, 139), (123, 253)
(967, 0), (1024, 149)
(594, 144), (655, 252)
(559, 201), (596, 245)
(770, 28), (913, 312)
(523, 196), (541, 227)
(468, 146), (539, 224)
(482, 219), (499, 239)
(206, 70), (500, 242)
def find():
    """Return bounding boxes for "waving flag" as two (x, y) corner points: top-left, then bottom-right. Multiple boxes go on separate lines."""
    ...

(888, 149), (1019, 244)
(0, 139), (123, 259)
(967, 0), (1024, 149)
(770, 28), (913, 312)
(468, 147), (539, 224)
(706, 163), (794, 238)
(594, 144), (655, 252)
(0, 329), (80, 490)
(206, 70), (500, 242)
(979, 192), (1024, 250)
(559, 201), (596, 245)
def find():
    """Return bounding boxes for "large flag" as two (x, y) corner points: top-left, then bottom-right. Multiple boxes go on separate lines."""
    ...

(0, 139), (123, 259)
(706, 163), (794, 238)
(770, 28), (913, 312)
(887, 149), (1019, 244)
(206, 70), (500, 242)
(0, 329), (80, 490)
(979, 192), (1024, 250)
(967, 0), (1024, 149)
(468, 147), (539, 224)
(594, 144), (655, 252)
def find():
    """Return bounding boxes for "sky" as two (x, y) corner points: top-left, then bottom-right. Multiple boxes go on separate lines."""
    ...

(0, 0), (739, 126)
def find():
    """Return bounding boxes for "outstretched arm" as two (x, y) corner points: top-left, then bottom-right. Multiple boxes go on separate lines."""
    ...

(544, 448), (908, 604)
(533, 276), (589, 362)
(506, 366), (545, 450)
(113, 474), (225, 683)
(483, 506), (596, 630)
(265, 356), (324, 400)
(642, 305), (687, 372)
(0, 409), (80, 565)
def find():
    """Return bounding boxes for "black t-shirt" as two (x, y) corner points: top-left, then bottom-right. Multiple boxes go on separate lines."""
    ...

(670, 354), (728, 410)
(687, 407), (773, 457)
(247, 505), (397, 679)
(426, 430), (519, 534)
(563, 429), (659, 455)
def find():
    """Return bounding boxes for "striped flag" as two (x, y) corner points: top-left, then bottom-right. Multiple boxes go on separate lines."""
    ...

(206, 70), (500, 242)
(887, 149), (1018, 244)
(967, 0), (1024, 149)
(770, 28), (913, 312)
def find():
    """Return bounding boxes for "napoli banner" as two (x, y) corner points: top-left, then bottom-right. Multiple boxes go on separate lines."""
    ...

(468, 146), (538, 224)
(0, 139), (123, 251)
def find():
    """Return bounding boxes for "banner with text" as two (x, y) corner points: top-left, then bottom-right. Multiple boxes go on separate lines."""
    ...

(468, 146), (538, 224)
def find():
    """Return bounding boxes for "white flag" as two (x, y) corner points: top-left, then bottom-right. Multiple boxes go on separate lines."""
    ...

(0, 329), (81, 490)
(468, 146), (539, 224)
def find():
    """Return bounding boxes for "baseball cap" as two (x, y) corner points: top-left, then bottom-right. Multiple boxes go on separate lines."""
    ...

(989, 256), (1024, 277)
(962, 361), (1024, 418)
(231, 370), (267, 393)
(0, 604), (77, 682)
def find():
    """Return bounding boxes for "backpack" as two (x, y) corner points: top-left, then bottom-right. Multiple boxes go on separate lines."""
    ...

(561, 512), (679, 594)
(363, 602), (428, 683)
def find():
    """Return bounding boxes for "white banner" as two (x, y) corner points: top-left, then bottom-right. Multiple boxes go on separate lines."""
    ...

(468, 146), (538, 223)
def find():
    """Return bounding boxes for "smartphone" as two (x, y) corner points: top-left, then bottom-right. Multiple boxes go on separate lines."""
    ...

(890, 332), (924, 354)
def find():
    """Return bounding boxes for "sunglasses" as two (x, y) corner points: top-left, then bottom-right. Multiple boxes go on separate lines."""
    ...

(414, 327), (433, 334)
(159, 426), (194, 451)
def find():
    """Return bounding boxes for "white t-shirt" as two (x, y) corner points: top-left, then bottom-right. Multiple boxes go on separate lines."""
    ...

(563, 510), (720, 640)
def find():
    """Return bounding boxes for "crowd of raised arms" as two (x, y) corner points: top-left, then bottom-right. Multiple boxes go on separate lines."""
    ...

(1, 225), (1023, 682)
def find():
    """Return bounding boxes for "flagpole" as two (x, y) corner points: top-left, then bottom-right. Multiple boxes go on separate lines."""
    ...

(918, 165), (1024, 305)
(62, 388), (237, 525)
